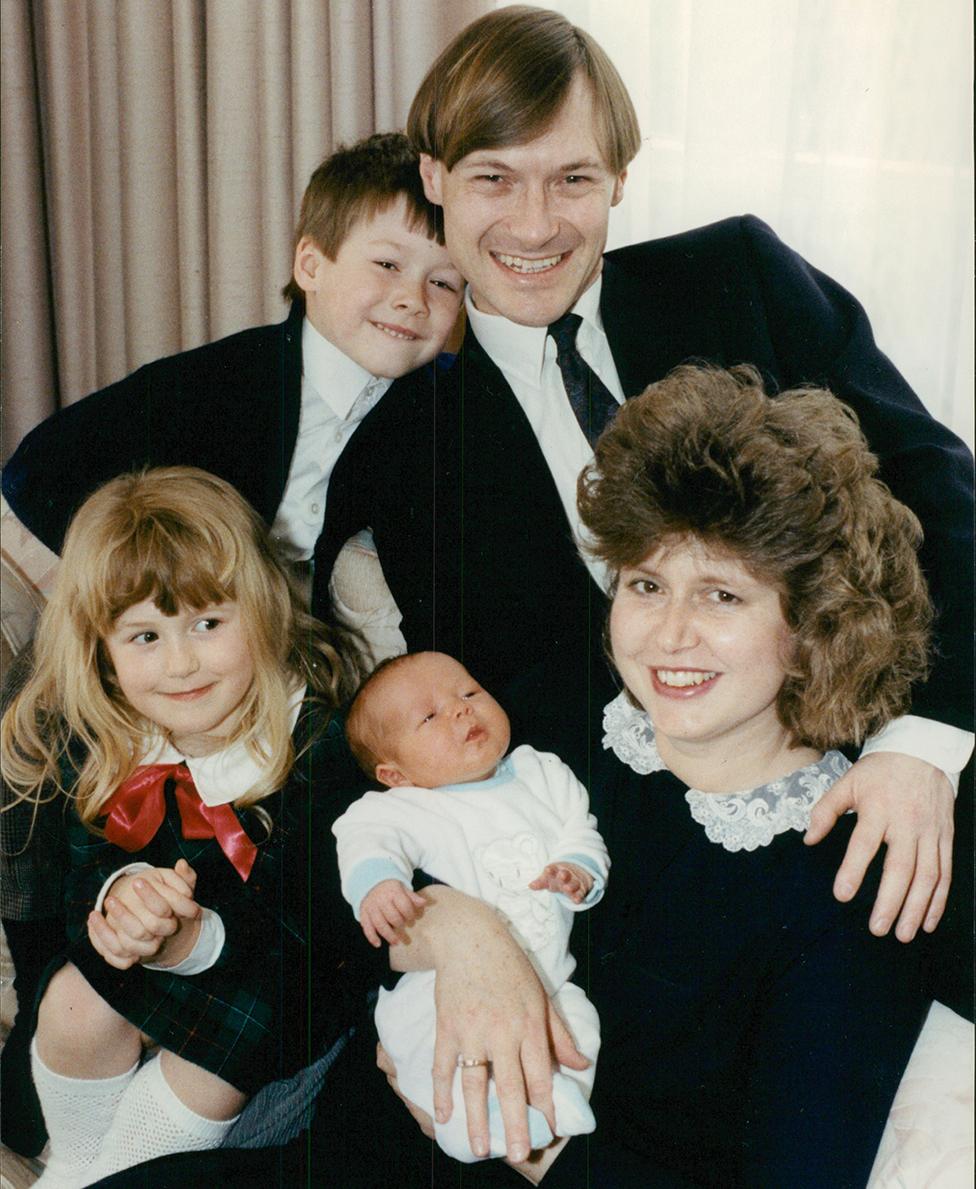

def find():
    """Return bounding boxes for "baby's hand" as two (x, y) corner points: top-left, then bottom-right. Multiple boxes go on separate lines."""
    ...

(359, 879), (427, 948)
(528, 862), (594, 905)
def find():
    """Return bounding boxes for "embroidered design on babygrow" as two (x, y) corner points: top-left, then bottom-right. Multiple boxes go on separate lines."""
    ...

(477, 832), (557, 951)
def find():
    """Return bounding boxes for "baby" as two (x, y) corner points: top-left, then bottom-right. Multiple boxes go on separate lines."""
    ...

(333, 651), (608, 1162)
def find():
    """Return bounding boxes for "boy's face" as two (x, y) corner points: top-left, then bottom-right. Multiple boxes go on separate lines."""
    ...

(370, 653), (511, 789)
(293, 198), (463, 378)
(419, 74), (627, 329)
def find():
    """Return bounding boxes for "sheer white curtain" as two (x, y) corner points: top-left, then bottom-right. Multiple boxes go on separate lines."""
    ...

(517, 0), (973, 447)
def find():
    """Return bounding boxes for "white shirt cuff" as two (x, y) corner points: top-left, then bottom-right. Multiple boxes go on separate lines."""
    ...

(143, 907), (225, 975)
(861, 715), (974, 794)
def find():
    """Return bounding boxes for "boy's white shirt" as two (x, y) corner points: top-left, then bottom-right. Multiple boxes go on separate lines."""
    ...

(95, 688), (305, 975)
(466, 279), (973, 787)
(270, 317), (391, 561)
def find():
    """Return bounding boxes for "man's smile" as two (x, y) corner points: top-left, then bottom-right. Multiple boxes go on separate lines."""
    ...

(491, 251), (567, 275)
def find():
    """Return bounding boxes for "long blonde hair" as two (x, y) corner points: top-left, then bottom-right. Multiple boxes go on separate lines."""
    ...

(2, 467), (359, 826)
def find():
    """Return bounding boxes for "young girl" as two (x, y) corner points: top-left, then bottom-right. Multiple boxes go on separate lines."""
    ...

(0, 467), (378, 1188)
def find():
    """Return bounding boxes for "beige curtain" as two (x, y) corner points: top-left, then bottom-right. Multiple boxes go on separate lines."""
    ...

(0, 0), (487, 462)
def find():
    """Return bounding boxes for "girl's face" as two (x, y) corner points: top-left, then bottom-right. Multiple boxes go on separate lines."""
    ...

(610, 538), (792, 762)
(105, 599), (255, 752)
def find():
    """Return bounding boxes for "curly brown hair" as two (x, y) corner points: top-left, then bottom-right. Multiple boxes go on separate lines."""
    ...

(577, 364), (932, 750)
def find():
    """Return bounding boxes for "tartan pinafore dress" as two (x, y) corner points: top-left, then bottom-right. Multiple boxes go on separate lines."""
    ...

(50, 704), (381, 1095)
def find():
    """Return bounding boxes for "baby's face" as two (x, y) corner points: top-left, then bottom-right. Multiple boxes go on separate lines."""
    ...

(371, 653), (510, 788)
(298, 197), (463, 378)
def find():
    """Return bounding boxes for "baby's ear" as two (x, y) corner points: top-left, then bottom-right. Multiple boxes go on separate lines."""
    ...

(375, 763), (410, 789)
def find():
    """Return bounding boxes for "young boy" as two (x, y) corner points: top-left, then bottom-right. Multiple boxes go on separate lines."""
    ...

(334, 651), (608, 1163)
(2, 130), (462, 584)
(0, 132), (461, 1158)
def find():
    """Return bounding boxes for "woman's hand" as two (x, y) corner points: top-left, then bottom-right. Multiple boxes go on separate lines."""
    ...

(392, 886), (589, 1163)
(375, 1043), (567, 1184)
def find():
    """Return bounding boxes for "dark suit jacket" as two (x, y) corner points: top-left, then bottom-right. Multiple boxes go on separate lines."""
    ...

(317, 215), (974, 735)
(1, 300), (427, 624)
(3, 303), (305, 549)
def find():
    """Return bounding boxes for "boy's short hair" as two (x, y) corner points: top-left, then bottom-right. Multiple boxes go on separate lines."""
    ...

(407, 5), (640, 173)
(282, 132), (441, 303)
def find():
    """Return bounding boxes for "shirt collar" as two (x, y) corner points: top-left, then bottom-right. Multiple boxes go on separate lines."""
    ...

(302, 317), (378, 420)
(465, 274), (606, 386)
(139, 685), (305, 806)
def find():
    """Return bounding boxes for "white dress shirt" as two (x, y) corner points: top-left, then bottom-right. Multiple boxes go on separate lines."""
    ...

(270, 318), (391, 561)
(466, 275), (973, 783)
(466, 277), (623, 591)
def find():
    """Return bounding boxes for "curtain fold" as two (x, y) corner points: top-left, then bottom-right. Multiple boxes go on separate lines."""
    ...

(1, 0), (487, 462)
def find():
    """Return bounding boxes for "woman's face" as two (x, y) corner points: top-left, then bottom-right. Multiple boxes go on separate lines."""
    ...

(610, 538), (793, 759)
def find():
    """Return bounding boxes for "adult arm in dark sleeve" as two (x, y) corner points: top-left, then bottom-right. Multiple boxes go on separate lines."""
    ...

(741, 901), (929, 1185)
(734, 216), (972, 938)
(741, 213), (973, 731)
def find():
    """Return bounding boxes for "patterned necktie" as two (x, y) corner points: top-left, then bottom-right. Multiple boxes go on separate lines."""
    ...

(102, 763), (258, 880)
(547, 312), (619, 446)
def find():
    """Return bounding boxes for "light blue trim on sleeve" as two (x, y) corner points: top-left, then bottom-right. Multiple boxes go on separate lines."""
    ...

(346, 858), (408, 918)
(559, 853), (606, 906)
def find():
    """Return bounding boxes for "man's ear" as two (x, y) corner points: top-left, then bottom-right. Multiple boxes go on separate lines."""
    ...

(292, 236), (327, 293)
(419, 154), (445, 205)
(610, 169), (628, 208)
(375, 763), (411, 788)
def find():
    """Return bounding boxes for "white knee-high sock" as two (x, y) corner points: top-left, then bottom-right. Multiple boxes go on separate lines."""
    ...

(30, 1039), (138, 1189)
(81, 1052), (239, 1185)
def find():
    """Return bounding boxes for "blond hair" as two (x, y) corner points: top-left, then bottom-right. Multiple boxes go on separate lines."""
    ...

(1, 468), (359, 827)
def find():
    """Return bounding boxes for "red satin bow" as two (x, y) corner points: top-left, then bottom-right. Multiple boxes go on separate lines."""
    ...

(102, 763), (257, 880)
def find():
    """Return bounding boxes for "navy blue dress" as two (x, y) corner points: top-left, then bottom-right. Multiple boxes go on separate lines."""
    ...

(535, 704), (931, 1188)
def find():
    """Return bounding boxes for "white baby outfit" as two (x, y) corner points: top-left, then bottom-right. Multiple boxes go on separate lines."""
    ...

(333, 745), (609, 1161)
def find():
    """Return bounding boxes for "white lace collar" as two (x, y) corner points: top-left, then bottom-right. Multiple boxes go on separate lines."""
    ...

(602, 691), (851, 852)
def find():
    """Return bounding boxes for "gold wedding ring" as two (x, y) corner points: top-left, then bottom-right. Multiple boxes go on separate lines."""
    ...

(456, 1056), (490, 1068)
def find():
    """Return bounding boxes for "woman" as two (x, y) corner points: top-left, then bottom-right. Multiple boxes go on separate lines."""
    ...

(546, 363), (934, 1186)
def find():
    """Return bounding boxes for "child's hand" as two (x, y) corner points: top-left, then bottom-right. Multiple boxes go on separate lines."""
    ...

(87, 908), (157, 969)
(359, 879), (427, 948)
(528, 862), (594, 905)
(90, 860), (200, 969)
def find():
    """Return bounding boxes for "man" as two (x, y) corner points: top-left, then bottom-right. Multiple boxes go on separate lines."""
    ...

(319, 5), (973, 955)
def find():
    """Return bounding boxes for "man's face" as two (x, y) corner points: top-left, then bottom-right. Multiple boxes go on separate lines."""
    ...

(420, 75), (627, 328)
